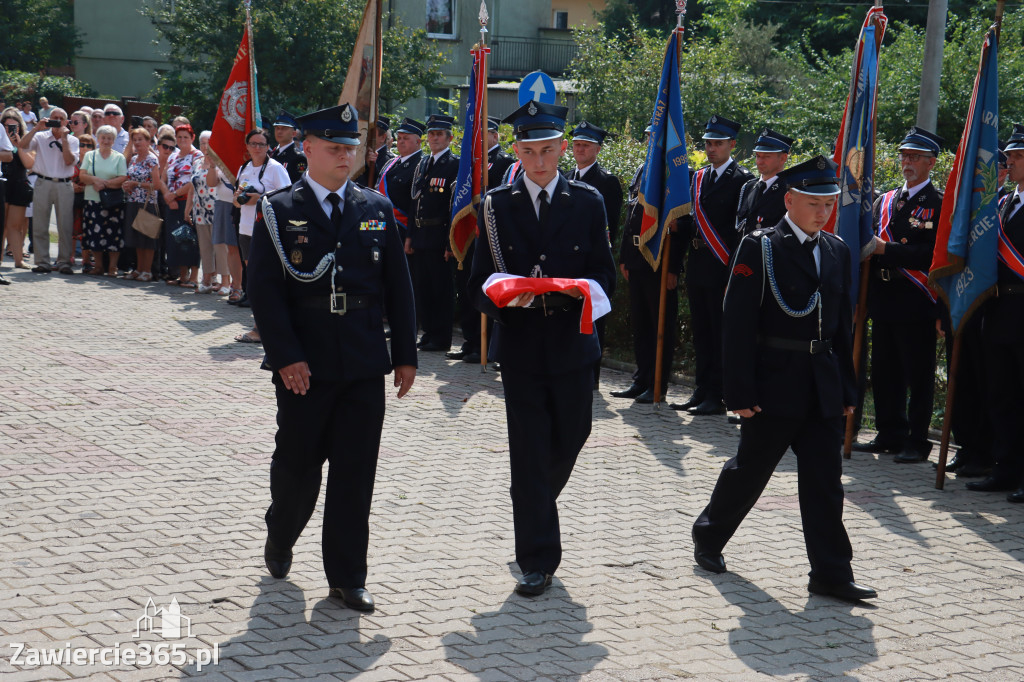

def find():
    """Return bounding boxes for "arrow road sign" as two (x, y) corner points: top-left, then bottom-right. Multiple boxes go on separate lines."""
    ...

(518, 71), (557, 106)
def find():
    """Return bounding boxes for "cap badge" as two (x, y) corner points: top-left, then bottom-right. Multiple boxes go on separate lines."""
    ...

(340, 107), (353, 123)
(528, 102), (538, 116)
(711, 115), (718, 123)
(817, 158), (827, 169)
(580, 122), (588, 129)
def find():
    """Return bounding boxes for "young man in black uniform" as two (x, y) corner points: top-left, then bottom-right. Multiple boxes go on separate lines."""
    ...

(410, 114), (460, 352)
(248, 103), (417, 612)
(670, 115), (753, 415)
(692, 156), (877, 603)
(735, 128), (793, 236)
(470, 101), (616, 597)
(613, 124), (684, 404)
(967, 125), (1024, 500)
(269, 110), (307, 184)
(852, 127), (943, 463)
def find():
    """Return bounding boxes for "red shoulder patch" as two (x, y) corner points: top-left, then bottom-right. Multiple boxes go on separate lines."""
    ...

(732, 264), (753, 277)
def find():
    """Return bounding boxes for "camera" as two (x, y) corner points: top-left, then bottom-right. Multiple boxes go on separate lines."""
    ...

(45, 119), (62, 128)
(131, 115), (144, 127)
(6, 125), (16, 136)
(237, 194), (252, 205)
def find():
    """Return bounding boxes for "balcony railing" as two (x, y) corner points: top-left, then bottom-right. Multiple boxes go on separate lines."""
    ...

(489, 37), (579, 78)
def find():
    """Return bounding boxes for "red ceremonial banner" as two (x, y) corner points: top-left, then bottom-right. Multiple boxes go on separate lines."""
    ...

(208, 24), (257, 182)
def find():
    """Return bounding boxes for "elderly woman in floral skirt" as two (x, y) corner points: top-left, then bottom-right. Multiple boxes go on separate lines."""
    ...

(77, 125), (127, 276)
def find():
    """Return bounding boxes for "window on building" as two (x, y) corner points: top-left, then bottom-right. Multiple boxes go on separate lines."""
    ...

(553, 10), (569, 30)
(427, 0), (457, 39)
(425, 87), (451, 119)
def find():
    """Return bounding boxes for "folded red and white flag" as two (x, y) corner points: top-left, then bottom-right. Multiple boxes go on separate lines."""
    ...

(482, 273), (610, 334)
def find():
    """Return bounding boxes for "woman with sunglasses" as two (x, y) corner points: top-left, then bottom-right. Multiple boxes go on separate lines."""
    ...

(156, 124), (203, 287)
(1, 107), (35, 270)
(121, 127), (159, 281)
(69, 111), (92, 137)
(78, 125), (127, 276)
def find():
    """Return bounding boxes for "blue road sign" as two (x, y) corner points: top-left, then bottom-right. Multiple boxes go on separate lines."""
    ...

(518, 71), (557, 106)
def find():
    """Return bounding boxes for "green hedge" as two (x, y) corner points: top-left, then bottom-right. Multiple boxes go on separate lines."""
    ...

(0, 70), (97, 109)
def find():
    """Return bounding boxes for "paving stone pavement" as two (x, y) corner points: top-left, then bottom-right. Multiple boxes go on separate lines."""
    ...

(1, 268), (1023, 681)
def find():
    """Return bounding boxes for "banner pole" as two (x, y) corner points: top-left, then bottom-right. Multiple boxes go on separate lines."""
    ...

(934, 334), (962, 489)
(245, 1), (256, 129)
(367, 0), (383, 188)
(479, 2), (490, 372)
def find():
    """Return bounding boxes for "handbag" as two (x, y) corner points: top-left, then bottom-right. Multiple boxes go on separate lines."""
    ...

(171, 220), (198, 248)
(132, 194), (163, 239)
(90, 153), (125, 208)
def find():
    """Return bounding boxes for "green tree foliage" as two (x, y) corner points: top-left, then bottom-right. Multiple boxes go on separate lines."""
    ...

(148, 0), (445, 129)
(0, 70), (97, 106)
(0, 0), (80, 72)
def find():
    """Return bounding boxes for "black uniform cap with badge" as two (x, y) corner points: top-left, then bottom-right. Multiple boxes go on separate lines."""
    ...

(777, 155), (841, 196)
(570, 120), (610, 145)
(273, 109), (299, 129)
(295, 103), (362, 146)
(396, 118), (426, 137)
(703, 115), (741, 141)
(752, 127), (795, 154)
(425, 114), (455, 134)
(487, 116), (501, 133)
(1003, 123), (1024, 151)
(376, 116), (390, 133)
(898, 126), (944, 156)
(502, 101), (570, 141)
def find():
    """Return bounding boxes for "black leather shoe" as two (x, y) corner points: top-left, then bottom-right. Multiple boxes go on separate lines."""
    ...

(808, 579), (877, 601)
(689, 399), (726, 416)
(446, 349), (468, 360)
(610, 382), (645, 399)
(490, 362), (501, 372)
(461, 351), (481, 363)
(727, 415), (741, 425)
(938, 452), (968, 472)
(514, 571), (552, 596)
(966, 476), (1016, 492)
(264, 539), (292, 579)
(418, 342), (446, 352)
(692, 530), (726, 574)
(416, 337), (432, 349)
(1007, 488), (1024, 503)
(633, 388), (657, 404)
(956, 463), (992, 478)
(328, 587), (375, 611)
(851, 438), (902, 455)
(236, 295), (250, 308)
(668, 395), (702, 411)
(894, 450), (929, 463)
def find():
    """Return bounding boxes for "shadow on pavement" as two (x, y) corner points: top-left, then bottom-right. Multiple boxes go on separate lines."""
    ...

(441, 588), (608, 680)
(180, 577), (388, 678)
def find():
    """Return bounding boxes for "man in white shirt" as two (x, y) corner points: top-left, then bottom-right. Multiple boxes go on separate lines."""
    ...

(103, 104), (130, 153)
(20, 108), (80, 274)
(20, 102), (37, 127)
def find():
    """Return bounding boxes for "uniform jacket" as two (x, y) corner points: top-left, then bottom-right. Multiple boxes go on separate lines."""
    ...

(377, 149), (422, 232)
(469, 174), (617, 374)
(270, 143), (307, 184)
(248, 176), (417, 381)
(988, 199), (1024, 341)
(867, 180), (943, 322)
(488, 146), (515, 192)
(574, 162), (624, 246)
(353, 145), (395, 187)
(410, 148), (459, 250)
(735, 176), (786, 236)
(619, 162), (684, 274)
(723, 220), (856, 418)
(680, 159), (754, 287)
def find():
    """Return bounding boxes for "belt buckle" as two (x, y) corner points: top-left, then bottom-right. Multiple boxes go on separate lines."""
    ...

(809, 340), (823, 354)
(633, 235), (641, 247)
(879, 268), (891, 282)
(330, 292), (347, 315)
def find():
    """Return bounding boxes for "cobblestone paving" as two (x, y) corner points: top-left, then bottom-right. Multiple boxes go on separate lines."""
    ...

(1, 267), (1023, 681)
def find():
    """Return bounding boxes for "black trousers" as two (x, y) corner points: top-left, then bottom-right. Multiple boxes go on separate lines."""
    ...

(453, 241), (491, 352)
(984, 328), (1024, 484)
(870, 316), (937, 453)
(949, 311), (991, 464)
(414, 247), (454, 348)
(687, 282), (724, 402)
(628, 267), (678, 389)
(693, 413), (854, 583)
(265, 375), (385, 588)
(502, 366), (594, 575)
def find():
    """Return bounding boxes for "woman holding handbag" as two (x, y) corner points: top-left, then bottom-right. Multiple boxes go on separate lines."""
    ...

(157, 124), (203, 288)
(121, 127), (160, 281)
(77, 125), (127, 276)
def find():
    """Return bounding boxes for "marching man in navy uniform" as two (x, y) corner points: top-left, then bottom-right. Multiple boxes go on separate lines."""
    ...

(269, 110), (307, 184)
(354, 117), (395, 187)
(470, 101), (616, 596)
(691, 156), (877, 603)
(248, 103), (417, 612)
(376, 118), (425, 241)
(410, 114), (460, 352)
(670, 115), (754, 415)
(852, 127), (943, 463)
(735, 127), (793, 236)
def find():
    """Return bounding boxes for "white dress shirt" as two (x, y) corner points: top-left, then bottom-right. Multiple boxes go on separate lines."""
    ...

(785, 214), (821, 276)
(522, 173), (560, 220)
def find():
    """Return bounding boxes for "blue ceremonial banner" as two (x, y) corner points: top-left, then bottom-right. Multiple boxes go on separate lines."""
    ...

(828, 6), (887, 307)
(929, 27), (1000, 335)
(450, 47), (488, 268)
(637, 30), (691, 270)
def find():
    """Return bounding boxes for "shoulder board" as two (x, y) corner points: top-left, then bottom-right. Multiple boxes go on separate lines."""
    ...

(265, 186), (290, 200)
(750, 227), (776, 238)
(360, 185), (386, 199)
(489, 183), (513, 194)
(568, 179), (601, 194)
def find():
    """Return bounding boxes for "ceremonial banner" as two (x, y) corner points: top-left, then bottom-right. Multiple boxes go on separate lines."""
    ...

(929, 27), (1000, 335)
(828, 6), (887, 305)
(637, 29), (691, 270)
(482, 273), (611, 334)
(450, 47), (488, 268)
(208, 22), (259, 182)
(339, 0), (382, 180)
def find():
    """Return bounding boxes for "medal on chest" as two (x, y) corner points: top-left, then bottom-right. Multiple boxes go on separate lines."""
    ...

(290, 248), (303, 265)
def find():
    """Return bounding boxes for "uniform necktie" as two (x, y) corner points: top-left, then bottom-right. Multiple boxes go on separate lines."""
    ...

(327, 192), (343, 232)
(804, 237), (819, 276)
(426, 156), (435, 174)
(754, 180), (766, 195)
(1003, 194), (1020, 222)
(896, 189), (909, 212)
(538, 189), (550, 225)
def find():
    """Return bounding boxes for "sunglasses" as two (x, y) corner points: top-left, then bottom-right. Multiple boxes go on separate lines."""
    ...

(70, 119), (85, 125)
(159, 143), (176, 151)
(104, 112), (119, 116)
(81, 143), (96, 149)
